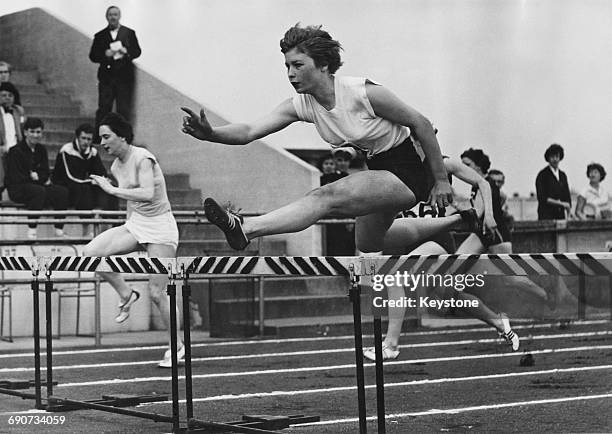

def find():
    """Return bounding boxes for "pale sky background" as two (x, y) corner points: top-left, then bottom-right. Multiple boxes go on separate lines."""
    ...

(1, 0), (611, 197)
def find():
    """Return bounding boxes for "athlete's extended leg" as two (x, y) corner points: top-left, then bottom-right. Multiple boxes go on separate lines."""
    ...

(84, 226), (141, 322)
(246, 171), (417, 238)
(384, 216), (469, 250)
(206, 170), (456, 249)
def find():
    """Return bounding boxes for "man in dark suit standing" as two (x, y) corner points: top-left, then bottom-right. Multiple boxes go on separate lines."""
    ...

(89, 6), (141, 139)
(535, 143), (572, 220)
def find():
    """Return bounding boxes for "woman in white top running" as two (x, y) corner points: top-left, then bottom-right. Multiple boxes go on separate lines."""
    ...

(86, 112), (183, 368)
(182, 24), (480, 254)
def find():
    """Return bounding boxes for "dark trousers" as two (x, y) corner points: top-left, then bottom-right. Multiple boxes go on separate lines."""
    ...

(65, 183), (118, 211)
(8, 183), (69, 229)
(95, 77), (134, 135)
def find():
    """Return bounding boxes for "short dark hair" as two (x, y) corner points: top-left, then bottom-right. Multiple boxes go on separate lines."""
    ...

(544, 143), (564, 162)
(487, 169), (504, 178)
(587, 163), (606, 181)
(106, 5), (120, 15)
(99, 112), (133, 143)
(0, 81), (18, 97)
(280, 24), (343, 74)
(460, 148), (491, 173)
(75, 123), (95, 137)
(23, 117), (44, 131)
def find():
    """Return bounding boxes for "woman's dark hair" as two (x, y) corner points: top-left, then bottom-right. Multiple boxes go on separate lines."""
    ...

(280, 24), (343, 74)
(0, 81), (18, 97)
(460, 148), (491, 174)
(587, 162), (606, 181)
(99, 112), (133, 143)
(544, 143), (564, 162)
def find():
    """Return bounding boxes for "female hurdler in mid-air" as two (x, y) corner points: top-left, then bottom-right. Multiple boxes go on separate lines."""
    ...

(181, 23), (480, 256)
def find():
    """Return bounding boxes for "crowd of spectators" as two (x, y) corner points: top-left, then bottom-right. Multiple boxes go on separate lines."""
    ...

(314, 140), (610, 254)
(0, 6), (137, 239)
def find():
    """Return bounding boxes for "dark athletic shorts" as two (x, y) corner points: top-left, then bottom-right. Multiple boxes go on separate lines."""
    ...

(367, 138), (433, 203)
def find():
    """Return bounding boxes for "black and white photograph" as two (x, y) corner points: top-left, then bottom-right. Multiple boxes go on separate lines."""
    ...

(0, 1), (611, 432)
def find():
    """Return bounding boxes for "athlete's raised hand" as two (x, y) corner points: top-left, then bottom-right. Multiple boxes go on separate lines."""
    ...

(181, 107), (213, 141)
(429, 179), (454, 210)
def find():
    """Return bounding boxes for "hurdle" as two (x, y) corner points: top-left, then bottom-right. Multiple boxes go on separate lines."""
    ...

(175, 252), (612, 433)
(0, 253), (610, 433)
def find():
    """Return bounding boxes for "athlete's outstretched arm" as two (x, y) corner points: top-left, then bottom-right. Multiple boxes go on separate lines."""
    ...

(444, 159), (497, 231)
(365, 82), (452, 209)
(181, 99), (299, 145)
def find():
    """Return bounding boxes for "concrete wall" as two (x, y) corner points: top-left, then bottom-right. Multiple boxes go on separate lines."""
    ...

(0, 7), (321, 255)
(512, 220), (612, 253)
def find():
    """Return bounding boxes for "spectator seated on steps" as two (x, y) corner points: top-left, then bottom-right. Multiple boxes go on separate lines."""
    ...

(5, 117), (69, 239)
(52, 123), (119, 212)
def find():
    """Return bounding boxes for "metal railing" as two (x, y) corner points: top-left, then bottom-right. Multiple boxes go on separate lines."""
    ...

(0, 210), (353, 343)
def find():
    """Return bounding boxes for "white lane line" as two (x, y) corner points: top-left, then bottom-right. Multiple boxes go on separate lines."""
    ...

(56, 344), (612, 387)
(1, 319), (607, 359)
(2, 331), (610, 373)
(300, 393), (612, 427)
(138, 365), (612, 405)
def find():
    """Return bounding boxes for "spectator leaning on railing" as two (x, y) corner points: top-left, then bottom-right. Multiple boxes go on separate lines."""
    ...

(5, 117), (69, 239)
(52, 123), (118, 211)
(575, 163), (611, 220)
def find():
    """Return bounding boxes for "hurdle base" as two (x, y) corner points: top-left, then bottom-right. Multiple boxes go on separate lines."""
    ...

(0, 379), (57, 390)
(47, 394), (169, 412)
(187, 414), (320, 433)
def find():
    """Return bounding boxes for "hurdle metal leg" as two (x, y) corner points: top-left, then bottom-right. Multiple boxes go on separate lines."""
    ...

(609, 276), (612, 321)
(182, 277), (194, 420)
(57, 290), (62, 340)
(348, 266), (367, 434)
(45, 275), (54, 408)
(578, 267), (586, 320)
(94, 279), (102, 346)
(166, 281), (181, 432)
(372, 316), (386, 433)
(32, 277), (42, 409)
(0, 290), (4, 341)
(76, 292), (81, 336)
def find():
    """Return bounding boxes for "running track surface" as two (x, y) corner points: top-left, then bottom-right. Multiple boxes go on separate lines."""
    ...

(1, 319), (611, 433)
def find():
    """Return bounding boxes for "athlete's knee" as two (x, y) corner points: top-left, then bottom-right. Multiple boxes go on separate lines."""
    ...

(307, 184), (348, 209)
(83, 243), (95, 257)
